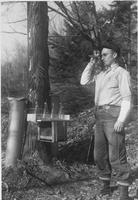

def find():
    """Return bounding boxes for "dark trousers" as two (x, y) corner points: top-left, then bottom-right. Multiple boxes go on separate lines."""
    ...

(94, 106), (131, 186)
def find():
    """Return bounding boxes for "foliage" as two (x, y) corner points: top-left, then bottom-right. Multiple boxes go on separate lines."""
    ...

(107, 1), (137, 68)
(49, 1), (137, 114)
(1, 43), (28, 98)
(49, 2), (98, 114)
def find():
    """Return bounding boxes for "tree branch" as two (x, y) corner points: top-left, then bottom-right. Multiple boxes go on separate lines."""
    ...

(49, 2), (97, 47)
(9, 24), (18, 33)
(49, 35), (81, 38)
(8, 18), (27, 24)
(25, 169), (53, 188)
(48, 5), (68, 21)
(55, 2), (76, 26)
(55, 2), (94, 43)
(73, 2), (85, 32)
(1, 31), (27, 35)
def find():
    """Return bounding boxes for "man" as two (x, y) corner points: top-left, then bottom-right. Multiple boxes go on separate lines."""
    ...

(80, 42), (132, 200)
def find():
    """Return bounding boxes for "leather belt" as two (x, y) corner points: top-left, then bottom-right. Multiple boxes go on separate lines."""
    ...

(96, 105), (120, 110)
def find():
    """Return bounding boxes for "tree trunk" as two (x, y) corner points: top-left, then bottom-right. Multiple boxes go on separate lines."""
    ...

(28, 2), (51, 111)
(128, 4), (131, 73)
(27, 2), (51, 163)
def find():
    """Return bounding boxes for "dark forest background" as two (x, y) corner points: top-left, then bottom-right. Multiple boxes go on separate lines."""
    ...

(1, 1), (137, 114)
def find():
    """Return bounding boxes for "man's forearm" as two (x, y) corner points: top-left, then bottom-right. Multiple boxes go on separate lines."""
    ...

(117, 99), (132, 123)
(114, 99), (132, 132)
(80, 62), (95, 85)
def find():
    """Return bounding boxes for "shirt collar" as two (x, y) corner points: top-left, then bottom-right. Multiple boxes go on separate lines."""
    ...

(103, 63), (119, 73)
(111, 63), (119, 71)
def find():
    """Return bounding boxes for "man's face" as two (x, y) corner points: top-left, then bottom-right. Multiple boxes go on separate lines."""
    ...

(101, 48), (117, 67)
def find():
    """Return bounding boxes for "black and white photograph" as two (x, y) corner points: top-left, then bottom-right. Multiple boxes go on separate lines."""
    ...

(1, 1), (138, 200)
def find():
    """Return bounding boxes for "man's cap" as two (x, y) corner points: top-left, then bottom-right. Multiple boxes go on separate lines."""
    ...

(100, 40), (120, 57)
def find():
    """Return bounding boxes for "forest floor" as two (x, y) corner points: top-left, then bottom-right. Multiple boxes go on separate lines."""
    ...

(2, 104), (138, 200)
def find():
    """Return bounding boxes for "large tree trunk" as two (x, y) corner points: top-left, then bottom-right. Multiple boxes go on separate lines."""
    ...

(127, 4), (131, 73)
(27, 2), (51, 163)
(28, 2), (51, 111)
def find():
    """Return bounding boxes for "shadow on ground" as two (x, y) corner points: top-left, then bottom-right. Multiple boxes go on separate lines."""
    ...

(58, 138), (95, 164)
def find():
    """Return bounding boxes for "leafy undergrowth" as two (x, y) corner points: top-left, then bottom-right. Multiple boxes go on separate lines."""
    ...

(2, 107), (138, 200)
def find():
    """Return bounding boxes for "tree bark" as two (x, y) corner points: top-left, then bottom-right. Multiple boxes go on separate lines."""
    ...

(128, 4), (131, 73)
(28, 2), (51, 111)
(27, 2), (51, 163)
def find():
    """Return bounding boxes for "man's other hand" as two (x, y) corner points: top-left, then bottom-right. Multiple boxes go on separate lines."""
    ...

(114, 120), (124, 132)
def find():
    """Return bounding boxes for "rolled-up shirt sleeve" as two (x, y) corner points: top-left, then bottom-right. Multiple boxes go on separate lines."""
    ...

(80, 63), (95, 85)
(118, 70), (132, 100)
(117, 70), (132, 123)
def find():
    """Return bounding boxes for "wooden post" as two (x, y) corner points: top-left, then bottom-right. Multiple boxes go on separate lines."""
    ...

(5, 97), (27, 167)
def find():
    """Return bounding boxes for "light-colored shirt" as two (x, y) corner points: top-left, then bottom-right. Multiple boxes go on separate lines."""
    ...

(80, 63), (131, 106)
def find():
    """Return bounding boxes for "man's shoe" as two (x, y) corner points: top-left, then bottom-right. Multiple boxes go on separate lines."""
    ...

(119, 185), (130, 200)
(100, 180), (111, 196)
